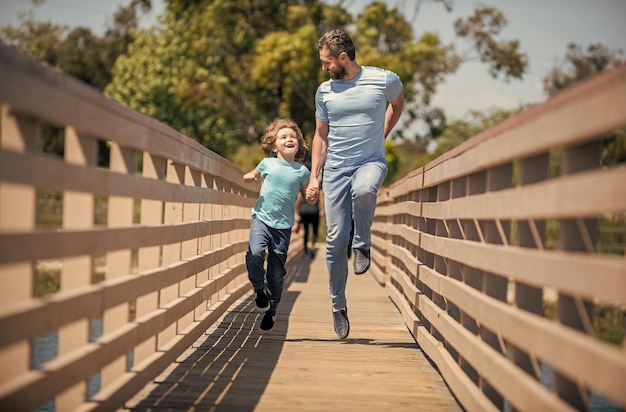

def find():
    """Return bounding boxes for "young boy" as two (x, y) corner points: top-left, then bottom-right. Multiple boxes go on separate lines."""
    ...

(243, 119), (311, 331)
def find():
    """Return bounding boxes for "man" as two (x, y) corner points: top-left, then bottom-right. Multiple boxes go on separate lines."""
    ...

(305, 29), (404, 339)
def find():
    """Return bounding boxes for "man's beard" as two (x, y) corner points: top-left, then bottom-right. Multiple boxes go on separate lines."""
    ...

(329, 64), (347, 80)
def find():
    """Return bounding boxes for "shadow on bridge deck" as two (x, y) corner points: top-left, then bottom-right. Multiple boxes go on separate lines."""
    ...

(123, 247), (461, 411)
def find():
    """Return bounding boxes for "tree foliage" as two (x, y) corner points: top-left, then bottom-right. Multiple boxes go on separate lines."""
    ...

(390, 138), (430, 182)
(1, 0), (529, 171)
(348, 3), (527, 140)
(454, 6), (527, 80)
(0, 0), (151, 91)
(376, 107), (518, 184)
(431, 107), (520, 159)
(542, 42), (624, 97)
(106, 0), (321, 158)
(542, 42), (625, 167)
(383, 139), (401, 186)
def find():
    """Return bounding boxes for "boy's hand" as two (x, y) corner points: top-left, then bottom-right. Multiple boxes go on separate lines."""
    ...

(243, 173), (258, 183)
(305, 179), (319, 204)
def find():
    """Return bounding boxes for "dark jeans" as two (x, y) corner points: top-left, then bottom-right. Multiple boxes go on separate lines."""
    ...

(245, 215), (291, 311)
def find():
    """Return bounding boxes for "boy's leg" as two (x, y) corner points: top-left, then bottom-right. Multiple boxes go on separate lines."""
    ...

(246, 216), (270, 290)
(265, 227), (291, 310)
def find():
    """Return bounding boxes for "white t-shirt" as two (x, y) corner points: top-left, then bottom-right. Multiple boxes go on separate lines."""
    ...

(315, 66), (403, 168)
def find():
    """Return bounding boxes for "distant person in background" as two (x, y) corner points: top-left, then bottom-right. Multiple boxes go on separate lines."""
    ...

(295, 184), (324, 258)
(243, 118), (310, 332)
(306, 29), (404, 339)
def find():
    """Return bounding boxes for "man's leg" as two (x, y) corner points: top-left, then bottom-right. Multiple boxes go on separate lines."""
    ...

(351, 161), (387, 274)
(322, 167), (353, 311)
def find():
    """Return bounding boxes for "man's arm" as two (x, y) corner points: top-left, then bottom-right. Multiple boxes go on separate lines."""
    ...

(384, 89), (405, 138)
(305, 118), (329, 204)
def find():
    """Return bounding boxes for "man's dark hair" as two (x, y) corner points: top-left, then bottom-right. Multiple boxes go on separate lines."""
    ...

(317, 29), (356, 60)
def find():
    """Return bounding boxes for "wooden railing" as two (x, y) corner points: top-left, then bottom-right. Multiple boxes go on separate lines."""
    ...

(0, 45), (301, 411)
(371, 64), (626, 411)
(1, 45), (625, 412)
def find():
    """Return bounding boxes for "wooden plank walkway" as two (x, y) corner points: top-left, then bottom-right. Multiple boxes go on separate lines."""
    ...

(123, 247), (462, 411)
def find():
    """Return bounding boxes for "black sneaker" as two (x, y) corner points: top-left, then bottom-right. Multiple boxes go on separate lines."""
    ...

(332, 308), (349, 339)
(353, 248), (370, 275)
(260, 309), (275, 332)
(255, 288), (270, 312)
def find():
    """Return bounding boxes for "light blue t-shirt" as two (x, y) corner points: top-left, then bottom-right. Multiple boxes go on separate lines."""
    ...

(315, 66), (403, 168)
(252, 157), (311, 229)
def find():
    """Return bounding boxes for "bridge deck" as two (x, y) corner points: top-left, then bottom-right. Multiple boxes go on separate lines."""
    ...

(123, 247), (461, 411)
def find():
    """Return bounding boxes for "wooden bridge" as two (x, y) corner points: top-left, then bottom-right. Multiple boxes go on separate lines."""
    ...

(0, 45), (625, 411)
(123, 250), (461, 411)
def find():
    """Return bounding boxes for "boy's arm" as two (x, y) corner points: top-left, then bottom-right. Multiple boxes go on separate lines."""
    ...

(294, 191), (304, 231)
(295, 190), (304, 210)
(243, 168), (260, 183)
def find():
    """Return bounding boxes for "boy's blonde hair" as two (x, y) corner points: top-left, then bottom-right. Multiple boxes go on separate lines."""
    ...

(261, 118), (308, 162)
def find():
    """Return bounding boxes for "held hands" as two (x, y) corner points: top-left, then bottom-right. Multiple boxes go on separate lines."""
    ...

(305, 179), (319, 204)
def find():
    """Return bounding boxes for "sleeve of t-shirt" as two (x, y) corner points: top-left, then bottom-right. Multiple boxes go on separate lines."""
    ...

(314, 86), (328, 122)
(385, 71), (403, 102)
(257, 158), (268, 178)
(300, 167), (311, 187)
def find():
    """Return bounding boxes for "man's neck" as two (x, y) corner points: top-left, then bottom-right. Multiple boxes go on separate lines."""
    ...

(342, 61), (362, 81)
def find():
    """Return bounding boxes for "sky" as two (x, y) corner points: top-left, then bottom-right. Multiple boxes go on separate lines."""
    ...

(1, 0), (625, 122)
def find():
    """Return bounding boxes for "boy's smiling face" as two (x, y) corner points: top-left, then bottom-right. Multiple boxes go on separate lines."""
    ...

(273, 127), (299, 162)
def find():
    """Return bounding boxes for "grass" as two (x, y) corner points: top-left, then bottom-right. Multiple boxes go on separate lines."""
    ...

(34, 262), (61, 297)
(543, 300), (624, 346)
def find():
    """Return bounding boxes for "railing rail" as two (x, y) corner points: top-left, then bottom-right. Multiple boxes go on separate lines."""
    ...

(371, 64), (626, 411)
(2, 45), (625, 412)
(0, 45), (305, 411)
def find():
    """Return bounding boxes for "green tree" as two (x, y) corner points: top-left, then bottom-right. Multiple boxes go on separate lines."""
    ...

(391, 139), (430, 182)
(0, 0), (151, 91)
(106, 0), (527, 161)
(107, 0), (317, 158)
(56, 27), (111, 89)
(355, 4), (527, 144)
(0, 9), (66, 66)
(383, 139), (401, 186)
(543, 42), (623, 97)
(431, 107), (520, 158)
(382, 108), (508, 184)
(251, 6), (324, 136)
(453, 6), (527, 81)
(349, 3), (528, 140)
(543, 43), (625, 166)
(4, 0), (527, 164)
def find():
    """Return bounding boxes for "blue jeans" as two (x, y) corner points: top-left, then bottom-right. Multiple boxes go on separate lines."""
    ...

(322, 160), (387, 310)
(246, 215), (291, 311)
